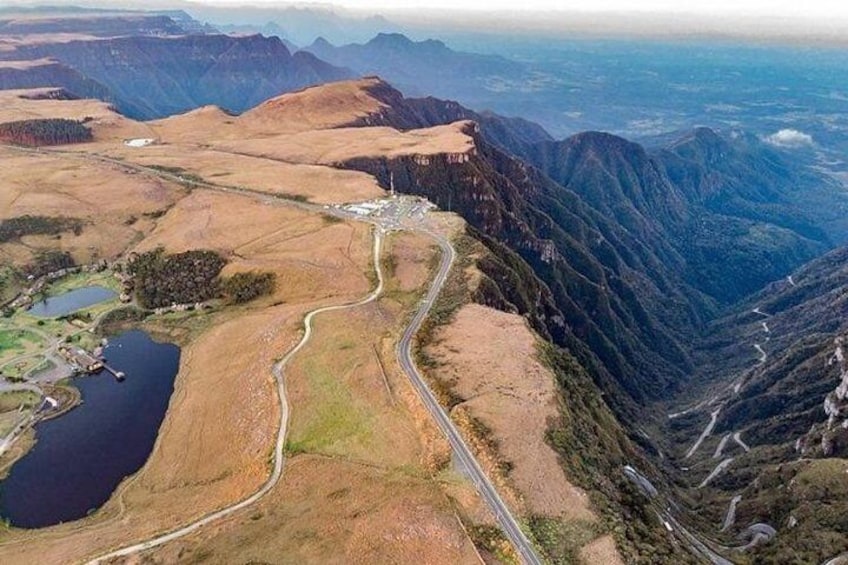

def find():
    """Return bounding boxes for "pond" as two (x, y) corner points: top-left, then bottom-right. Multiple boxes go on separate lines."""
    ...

(27, 286), (117, 318)
(0, 330), (180, 528)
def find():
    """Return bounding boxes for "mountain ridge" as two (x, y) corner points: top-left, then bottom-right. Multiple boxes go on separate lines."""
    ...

(0, 33), (353, 119)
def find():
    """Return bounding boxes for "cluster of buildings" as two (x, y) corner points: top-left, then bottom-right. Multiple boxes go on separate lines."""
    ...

(343, 200), (391, 216)
(4, 260), (111, 312)
(58, 345), (103, 374)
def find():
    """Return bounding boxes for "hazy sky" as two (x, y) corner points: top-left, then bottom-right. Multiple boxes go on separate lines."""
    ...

(194, 0), (848, 20)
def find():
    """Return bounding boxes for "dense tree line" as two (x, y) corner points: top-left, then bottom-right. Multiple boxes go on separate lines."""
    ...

(129, 248), (226, 309)
(0, 215), (83, 243)
(129, 248), (277, 309)
(0, 118), (93, 146)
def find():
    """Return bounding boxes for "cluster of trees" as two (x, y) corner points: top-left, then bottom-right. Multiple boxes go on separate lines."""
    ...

(129, 248), (226, 309)
(222, 271), (276, 304)
(0, 215), (83, 243)
(26, 250), (75, 278)
(129, 247), (276, 308)
(0, 118), (93, 146)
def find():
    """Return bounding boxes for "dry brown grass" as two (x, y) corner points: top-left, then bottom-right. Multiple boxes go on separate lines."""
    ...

(144, 455), (479, 565)
(145, 104), (237, 144)
(237, 77), (390, 135)
(579, 535), (625, 565)
(428, 304), (596, 521)
(386, 231), (438, 293)
(213, 121), (474, 165)
(427, 304), (623, 565)
(0, 80), (584, 563)
(0, 146), (184, 265)
(101, 144), (384, 204)
(426, 303), (624, 562)
(93, 228), (481, 564)
(134, 190), (373, 304)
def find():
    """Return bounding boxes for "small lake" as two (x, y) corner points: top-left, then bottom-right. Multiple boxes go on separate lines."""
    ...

(0, 330), (180, 528)
(28, 285), (117, 318)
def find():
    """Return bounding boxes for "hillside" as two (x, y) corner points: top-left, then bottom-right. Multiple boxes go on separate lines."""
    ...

(655, 245), (848, 562)
(0, 84), (491, 564)
(524, 128), (835, 304)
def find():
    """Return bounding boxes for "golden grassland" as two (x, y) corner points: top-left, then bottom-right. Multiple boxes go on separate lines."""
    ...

(97, 231), (484, 564)
(0, 186), (381, 564)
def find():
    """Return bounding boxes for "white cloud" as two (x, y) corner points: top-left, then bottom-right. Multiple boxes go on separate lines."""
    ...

(764, 129), (814, 148)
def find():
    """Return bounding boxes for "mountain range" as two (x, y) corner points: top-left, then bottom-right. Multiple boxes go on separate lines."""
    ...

(2, 11), (848, 563)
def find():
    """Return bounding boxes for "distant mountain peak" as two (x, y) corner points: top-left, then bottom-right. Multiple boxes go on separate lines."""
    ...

(367, 32), (414, 47)
(364, 32), (448, 52)
(310, 36), (334, 49)
(563, 130), (649, 161)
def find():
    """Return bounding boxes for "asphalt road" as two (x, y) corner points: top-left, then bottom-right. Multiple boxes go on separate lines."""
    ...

(396, 230), (542, 565)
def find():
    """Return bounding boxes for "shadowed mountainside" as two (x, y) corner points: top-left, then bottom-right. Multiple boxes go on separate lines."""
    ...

(525, 128), (838, 304)
(0, 34), (353, 119)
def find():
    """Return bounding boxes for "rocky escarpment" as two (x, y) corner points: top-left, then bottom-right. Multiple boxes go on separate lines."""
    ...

(338, 80), (836, 309)
(342, 122), (700, 418)
(0, 34), (353, 118)
(336, 77), (552, 156)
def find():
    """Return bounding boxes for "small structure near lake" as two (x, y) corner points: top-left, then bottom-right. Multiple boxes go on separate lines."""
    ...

(58, 345), (103, 374)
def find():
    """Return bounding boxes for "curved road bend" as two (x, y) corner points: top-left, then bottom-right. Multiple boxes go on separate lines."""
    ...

(397, 231), (542, 565)
(86, 230), (385, 564)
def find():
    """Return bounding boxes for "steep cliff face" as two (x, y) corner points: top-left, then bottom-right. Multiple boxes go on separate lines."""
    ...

(1, 34), (353, 118)
(342, 122), (701, 416)
(341, 78), (553, 155)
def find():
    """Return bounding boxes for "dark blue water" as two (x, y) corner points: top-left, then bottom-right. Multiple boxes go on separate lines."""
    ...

(28, 286), (117, 318)
(0, 330), (179, 528)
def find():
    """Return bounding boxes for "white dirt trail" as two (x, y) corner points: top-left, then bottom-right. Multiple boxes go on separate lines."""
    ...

(86, 230), (385, 564)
